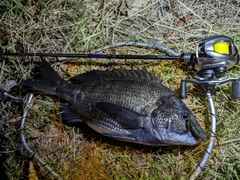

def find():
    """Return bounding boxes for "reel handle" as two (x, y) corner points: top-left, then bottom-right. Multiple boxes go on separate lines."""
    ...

(180, 77), (240, 99)
(180, 80), (188, 99)
(232, 80), (240, 99)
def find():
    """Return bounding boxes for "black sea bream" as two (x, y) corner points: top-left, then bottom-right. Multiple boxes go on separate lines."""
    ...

(24, 60), (206, 146)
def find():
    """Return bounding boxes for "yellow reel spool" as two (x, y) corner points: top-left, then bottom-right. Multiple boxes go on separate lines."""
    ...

(214, 42), (230, 55)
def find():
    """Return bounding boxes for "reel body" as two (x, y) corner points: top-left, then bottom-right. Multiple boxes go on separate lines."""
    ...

(194, 35), (239, 77)
(181, 35), (240, 99)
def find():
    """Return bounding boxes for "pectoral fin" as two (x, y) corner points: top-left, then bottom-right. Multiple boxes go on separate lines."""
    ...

(95, 102), (145, 129)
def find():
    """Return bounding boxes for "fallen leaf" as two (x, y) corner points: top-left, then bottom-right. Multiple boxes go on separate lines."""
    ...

(67, 64), (78, 77)
(9, 116), (21, 124)
(177, 13), (191, 27)
(29, 129), (41, 139)
(182, 96), (191, 105)
(57, 57), (69, 61)
(29, 161), (39, 180)
(163, 31), (174, 39)
(185, 13), (191, 22)
(60, 63), (68, 72)
(1, 80), (17, 91)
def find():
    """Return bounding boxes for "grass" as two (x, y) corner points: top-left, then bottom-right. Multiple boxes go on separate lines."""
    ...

(0, 0), (240, 179)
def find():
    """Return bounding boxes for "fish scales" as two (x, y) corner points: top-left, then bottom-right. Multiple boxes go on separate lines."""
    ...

(66, 78), (172, 115)
(24, 60), (207, 146)
(60, 79), (171, 134)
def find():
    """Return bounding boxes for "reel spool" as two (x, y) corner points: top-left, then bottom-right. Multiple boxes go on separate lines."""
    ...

(194, 35), (239, 78)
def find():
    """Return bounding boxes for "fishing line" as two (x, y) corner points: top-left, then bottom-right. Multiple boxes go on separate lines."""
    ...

(89, 41), (180, 56)
(215, 114), (227, 127)
(20, 94), (63, 180)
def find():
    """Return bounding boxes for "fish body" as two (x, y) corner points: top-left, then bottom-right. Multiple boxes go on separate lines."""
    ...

(24, 60), (207, 146)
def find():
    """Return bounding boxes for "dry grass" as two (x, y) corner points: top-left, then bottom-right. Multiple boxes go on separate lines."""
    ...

(0, 0), (240, 179)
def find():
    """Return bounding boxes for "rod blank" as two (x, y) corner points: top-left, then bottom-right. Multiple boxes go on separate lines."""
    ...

(0, 51), (180, 60)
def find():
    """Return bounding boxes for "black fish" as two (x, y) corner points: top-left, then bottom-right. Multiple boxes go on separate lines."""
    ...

(24, 60), (207, 146)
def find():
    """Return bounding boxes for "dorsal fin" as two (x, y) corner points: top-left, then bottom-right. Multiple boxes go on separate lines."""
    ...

(71, 67), (161, 84)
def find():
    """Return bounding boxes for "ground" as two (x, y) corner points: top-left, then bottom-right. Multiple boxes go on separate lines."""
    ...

(0, 0), (240, 179)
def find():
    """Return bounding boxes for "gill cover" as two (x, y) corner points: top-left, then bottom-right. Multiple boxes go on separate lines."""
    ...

(151, 95), (206, 146)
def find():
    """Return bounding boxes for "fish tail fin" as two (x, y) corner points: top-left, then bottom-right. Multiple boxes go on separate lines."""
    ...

(24, 60), (67, 95)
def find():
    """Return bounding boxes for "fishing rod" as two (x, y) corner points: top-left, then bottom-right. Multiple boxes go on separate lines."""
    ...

(0, 36), (238, 72)
(0, 51), (180, 60)
(1, 35), (239, 96)
(1, 35), (240, 179)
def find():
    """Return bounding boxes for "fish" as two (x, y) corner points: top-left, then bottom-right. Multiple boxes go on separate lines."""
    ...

(24, 60), (207, 146)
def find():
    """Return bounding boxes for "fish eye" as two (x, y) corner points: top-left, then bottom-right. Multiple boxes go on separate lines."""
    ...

(182, 113), (188, 119)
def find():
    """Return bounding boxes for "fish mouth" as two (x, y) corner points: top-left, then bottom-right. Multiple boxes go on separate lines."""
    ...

(153, 128), (201, 146)
(188, 114), (207, 141)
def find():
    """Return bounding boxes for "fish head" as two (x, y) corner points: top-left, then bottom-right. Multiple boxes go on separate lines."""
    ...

(151, 95), (207, 146)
